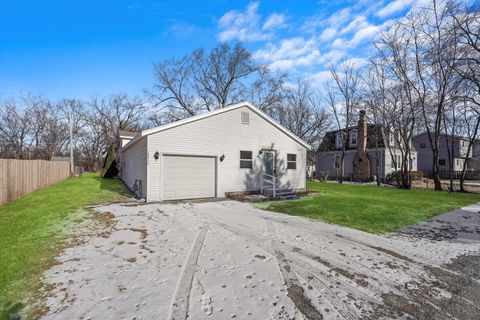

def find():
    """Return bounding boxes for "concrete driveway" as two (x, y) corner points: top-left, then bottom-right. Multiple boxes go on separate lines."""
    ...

(41, 201), (480, 320)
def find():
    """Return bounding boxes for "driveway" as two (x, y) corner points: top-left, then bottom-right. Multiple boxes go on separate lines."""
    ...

(41, 201), (480, 319)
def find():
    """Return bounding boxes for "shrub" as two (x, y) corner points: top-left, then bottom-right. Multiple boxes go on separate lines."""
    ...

(386, 170), (424, 181)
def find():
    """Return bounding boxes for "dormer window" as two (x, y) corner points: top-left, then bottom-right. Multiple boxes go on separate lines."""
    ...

(349, 131), (357, 147)
(336, 133), (343, 148)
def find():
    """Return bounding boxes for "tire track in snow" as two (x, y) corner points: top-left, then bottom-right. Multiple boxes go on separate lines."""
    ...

(265, 220), (324, 320)
(168, 224), (209, 320)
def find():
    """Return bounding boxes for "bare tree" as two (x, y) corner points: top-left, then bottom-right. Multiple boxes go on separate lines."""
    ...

(90, 94), (146, 149)
(193, 43), (261, 110)
(149, 43), (262, 122)
(374, 0), (462, 190)
(273, 78), (332, 150)
(324, 61), (362, 183)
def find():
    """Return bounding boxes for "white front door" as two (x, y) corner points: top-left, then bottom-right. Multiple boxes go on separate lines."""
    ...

(162, 155), (216, 201)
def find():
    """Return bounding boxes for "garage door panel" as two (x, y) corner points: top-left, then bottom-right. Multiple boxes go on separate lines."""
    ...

(162, 155), (216, 200)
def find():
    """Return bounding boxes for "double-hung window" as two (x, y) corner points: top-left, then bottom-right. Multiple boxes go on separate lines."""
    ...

(240, 151), (253, 169)
(287, 154), (297, 169)
(350, 131), (357, 147)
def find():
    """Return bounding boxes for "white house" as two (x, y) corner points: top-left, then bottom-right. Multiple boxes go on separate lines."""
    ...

(120, 101), (310, 202)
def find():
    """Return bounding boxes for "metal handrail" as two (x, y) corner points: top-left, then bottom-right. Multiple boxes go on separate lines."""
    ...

(261, 171), (276, 198)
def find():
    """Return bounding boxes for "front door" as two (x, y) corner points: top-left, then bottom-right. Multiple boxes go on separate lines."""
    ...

(265, 151), (275, 176)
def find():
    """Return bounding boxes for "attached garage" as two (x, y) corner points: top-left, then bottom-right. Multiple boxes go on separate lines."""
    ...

(120, 101), (310, 202)
(162, 155), (216, 200)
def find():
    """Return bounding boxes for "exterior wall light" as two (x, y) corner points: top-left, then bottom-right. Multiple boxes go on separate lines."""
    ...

(259, 148), (264, 155)
(219, 154), (225, 162)
(154, 151), (160, 160)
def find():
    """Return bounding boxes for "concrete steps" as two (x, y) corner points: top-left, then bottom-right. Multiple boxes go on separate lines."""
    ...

(263, 188), (300, 200)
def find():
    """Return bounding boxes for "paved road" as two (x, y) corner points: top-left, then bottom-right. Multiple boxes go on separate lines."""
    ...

(397, 202), (480, 242)
(41, 201), (480, 320)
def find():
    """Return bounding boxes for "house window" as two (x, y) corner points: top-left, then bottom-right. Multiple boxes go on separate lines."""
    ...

(456, 159), (461, 166)
(389, 131), (395, 145)
(394, 154), (402, 167)
(334, 155), (341, 169)
(240, 150), (253, 168)
(241, 111), (249, 125)
(287, 154), (297, 169)
(350, 131), (357, 147)
(419, 143), (426, 149)
(438, 159), (446, 166)
(336, 133), (343, 148)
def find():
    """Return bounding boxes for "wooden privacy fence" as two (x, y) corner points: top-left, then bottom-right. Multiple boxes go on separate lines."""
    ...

(0, 159), (71, 205)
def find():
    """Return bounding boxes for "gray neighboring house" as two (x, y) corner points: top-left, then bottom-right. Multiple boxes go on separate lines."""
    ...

(316, 111), (417, 181)
(413, 132), (479, 172)
(119, 101), (310, 202)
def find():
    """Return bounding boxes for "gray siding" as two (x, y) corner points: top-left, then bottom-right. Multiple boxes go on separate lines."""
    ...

(316, 150), (387, 180)
(413, 133), (469, 172)
(121, 137), (147, 197)
(316, 148), (417, 180)
(146, 106), (307, 201)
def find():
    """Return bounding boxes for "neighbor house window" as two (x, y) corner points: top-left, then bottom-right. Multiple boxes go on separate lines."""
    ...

(240, 150), (253, 168)
(438, 159), (446, 166)
(350, 131), (357, 147)
(241, 111), (249, 125)
(394, 154), (402, 167)
(419, 143), (426, 149)
(336, 133), (343, 148)
(389, 131), (395, 145)
(456, 159), (461, 166)
(287, 154), (297, 169)
(334, 155), (341, 169)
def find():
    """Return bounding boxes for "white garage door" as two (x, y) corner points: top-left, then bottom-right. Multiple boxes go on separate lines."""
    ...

(162, 155), (216, 200)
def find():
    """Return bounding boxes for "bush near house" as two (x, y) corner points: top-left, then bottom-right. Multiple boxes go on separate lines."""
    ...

(0, 173), (131, 319)
(386, 170), (424, 181)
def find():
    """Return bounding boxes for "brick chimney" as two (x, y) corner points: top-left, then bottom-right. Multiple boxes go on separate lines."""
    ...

(352, 110), (371, 181)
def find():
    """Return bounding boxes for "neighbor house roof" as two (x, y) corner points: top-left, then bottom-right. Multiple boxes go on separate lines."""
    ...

(50, 156), (70, 162)
(413, 131), (479, 142)
(122, 101), (311, 151)
(319, 124), (386, 152)
(119, 130), (138, 138)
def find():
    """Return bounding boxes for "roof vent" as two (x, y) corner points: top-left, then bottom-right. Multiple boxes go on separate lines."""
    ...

(241, 111), (249, 125)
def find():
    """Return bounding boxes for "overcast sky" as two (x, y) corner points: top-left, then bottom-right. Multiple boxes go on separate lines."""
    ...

(0, 0), (439, 101)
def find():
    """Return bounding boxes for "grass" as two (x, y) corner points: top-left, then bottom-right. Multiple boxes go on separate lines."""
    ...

(0, 173), (131, 319)
(258, 181), (480, 234)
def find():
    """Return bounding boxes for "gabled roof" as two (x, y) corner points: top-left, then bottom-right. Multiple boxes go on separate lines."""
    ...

(319, 124), (386, 152)
(122, 101), (311, 150)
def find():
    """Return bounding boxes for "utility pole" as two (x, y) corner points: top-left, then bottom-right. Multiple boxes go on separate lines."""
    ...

(69, 111), (74, 175)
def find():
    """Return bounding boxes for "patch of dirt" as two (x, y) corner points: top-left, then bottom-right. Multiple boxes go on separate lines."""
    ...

(287, 284), (323, 320)
(365, 245), (415, 263)
(128, 227), (148, 240)
(366, 253), (480, 320)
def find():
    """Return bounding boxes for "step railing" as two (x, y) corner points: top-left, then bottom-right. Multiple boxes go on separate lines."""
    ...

(261, 172), (276, 198)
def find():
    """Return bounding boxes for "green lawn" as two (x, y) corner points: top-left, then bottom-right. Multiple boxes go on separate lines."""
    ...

(258, 181), (480, 234)
(0, 173), (131, 319)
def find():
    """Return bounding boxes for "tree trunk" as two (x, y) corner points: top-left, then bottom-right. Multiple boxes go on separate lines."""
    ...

(432, 150), (442, 191)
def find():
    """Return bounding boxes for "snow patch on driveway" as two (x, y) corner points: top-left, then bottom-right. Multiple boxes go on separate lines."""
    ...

(41, 201), (480, 319)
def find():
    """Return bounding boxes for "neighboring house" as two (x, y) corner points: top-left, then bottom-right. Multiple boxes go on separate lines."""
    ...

(119, 130), (138, 147)
(413, 132), (479, 172)
(120, 101), (310, 202)
(316, 111), (417, 181)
